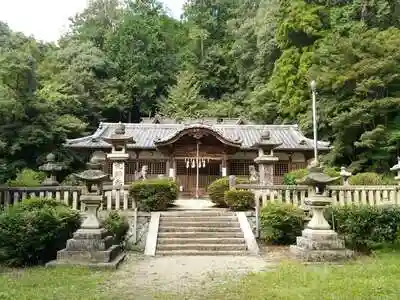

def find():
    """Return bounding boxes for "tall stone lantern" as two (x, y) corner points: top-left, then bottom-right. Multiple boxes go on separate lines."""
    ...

(47, 153), (125, 269)
(252, 131), (281, 185)
(102, 122), (135, 186)
(290, 162), (354, 262)
(39, 153), (64, 186)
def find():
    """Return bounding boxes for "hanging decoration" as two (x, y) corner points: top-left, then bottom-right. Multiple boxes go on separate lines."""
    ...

(184, 157), (210, 169)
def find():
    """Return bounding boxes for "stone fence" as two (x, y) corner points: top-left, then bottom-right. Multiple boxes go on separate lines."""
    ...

(0, 185), (135, 211)
(231, 182), (400, 208)
(229, 176), (400, 238)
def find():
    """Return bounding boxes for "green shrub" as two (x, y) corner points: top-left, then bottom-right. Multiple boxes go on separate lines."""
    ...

(129, 178), (178, 211)
(103, 211), (129, 245)
(349, 172), (386, 185)
(284, 167), (340, 185)
(326, 205), (400, 253)
(7, 169), (46, 187)
(0, 198), (80, 266)
(283, 169), (308, 185)
(260, 203), (305, 245)
(208, 177), (248, 206)
(224, 190), (254, 211)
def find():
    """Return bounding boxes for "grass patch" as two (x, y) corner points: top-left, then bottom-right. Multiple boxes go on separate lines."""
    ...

(202, 251), (400, 300)
(0, 266), (109, 300)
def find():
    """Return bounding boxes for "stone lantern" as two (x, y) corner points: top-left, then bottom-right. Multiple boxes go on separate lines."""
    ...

(290, 162), (353, 262)
(390, 157), (400, 185)
(102, 122), (135, 186)
(39, 153), (63, 186)
(252, 131), (281, 185)
(47, 153), (125, 269)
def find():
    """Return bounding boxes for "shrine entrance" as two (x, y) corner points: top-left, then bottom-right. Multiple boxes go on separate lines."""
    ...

(176, 158), (221, 198)
(154, 125), (242, 199)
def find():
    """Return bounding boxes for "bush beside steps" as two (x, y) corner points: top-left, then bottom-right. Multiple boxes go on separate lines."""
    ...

(0, 197), (81, 267)
(129, 178), (178, 211)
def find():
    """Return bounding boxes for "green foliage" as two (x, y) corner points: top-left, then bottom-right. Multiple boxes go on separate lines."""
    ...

(283, 168), (308, 185)
(159, 70), (207, 119)
(208, 178), (231, 206)
(0, 198), (80, 266)
(7, 169), (46, 187)
(327, 205), (400, 253)
(283, 167), (340, 185)
(349, 172), (387, 185)
(103, 211), (129, 245)
(129, 178), (178, 211)
(260, 202), (304, 245)
(224, 190), (254, 211)
(208, 177), (248, 207)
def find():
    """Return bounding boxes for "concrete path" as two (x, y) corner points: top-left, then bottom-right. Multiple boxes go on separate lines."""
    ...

(109, 252), (277, 299)
(173, 199), (216, 210)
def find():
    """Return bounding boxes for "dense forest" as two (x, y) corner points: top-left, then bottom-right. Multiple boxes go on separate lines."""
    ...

(0, 0), (400, 182)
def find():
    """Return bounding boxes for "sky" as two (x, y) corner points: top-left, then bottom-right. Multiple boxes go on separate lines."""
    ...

(0, 0), (185, 42)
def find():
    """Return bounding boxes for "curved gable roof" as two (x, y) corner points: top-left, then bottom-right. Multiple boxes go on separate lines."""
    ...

(65, 122), (330, 151)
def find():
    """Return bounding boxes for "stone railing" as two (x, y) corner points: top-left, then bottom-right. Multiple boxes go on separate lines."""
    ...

(233, 184), (400, 207)
(230, 178), (400, 238)
(0, 185), (135, 211)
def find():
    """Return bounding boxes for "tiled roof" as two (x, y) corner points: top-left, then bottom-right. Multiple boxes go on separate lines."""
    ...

(64, 122), (330, 151)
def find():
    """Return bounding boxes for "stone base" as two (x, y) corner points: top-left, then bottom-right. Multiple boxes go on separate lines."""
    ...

(46, 252), (126, 270)
(46, 227), (125, 269)
(290, 228), (354, 262)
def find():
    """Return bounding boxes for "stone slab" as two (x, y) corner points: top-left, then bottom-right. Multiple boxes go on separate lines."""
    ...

(145, 212), (160, 256)
(46, 252), (126, 270)
(237, 212), (259, 256)
(296, 236), (345, 250)
(73, 228), (110, 240)
(301, 228), (339, 241)
(57, 245), (121, 263)
(66, 235), (114, 251)
(290, 245), (354, 262)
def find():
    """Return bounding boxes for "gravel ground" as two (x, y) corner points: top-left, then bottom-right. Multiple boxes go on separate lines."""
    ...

(108, 247), (290, 299)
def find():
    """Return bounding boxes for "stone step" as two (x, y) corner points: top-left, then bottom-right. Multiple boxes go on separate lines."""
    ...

(158, 226), (242, 233)
(158, 232), (245, 238)
(160, 211), (234, 217)
(157, 250), (248, 256)
(159, 221), (240, 228)
(157, 237), (246, 245)
(157, 244), (247, 251)
(160, 216), (238, 222)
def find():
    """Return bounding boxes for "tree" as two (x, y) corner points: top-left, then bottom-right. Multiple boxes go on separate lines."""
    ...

(159, 70), (206, 119)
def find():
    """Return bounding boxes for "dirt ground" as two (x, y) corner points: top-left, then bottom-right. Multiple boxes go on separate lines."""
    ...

(106, 246), (291, 299)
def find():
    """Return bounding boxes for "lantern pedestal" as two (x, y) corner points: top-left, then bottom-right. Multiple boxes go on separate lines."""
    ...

(47, 153), (125, 269)
(290, 195), (353, 262)
(47, 194), (125, 269)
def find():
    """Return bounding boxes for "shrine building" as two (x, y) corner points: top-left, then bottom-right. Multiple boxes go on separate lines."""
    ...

(65, 117), (330, 197)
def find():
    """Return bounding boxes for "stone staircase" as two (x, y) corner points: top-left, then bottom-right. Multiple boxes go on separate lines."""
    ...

(156, 210), (248, 255)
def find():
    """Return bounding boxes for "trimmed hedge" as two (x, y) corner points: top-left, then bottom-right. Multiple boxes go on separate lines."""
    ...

(208, 177), (248, 207)
(260, 203), (304, 244)
(7, 169), (46, 187)
(349, 172), (395, 185)
(326, 205), (400, 253)
(129, 178), (178, 211)
(103, 211), (129, 245)
(224, 190), (254, 211)
(0, 197), (80, 266)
